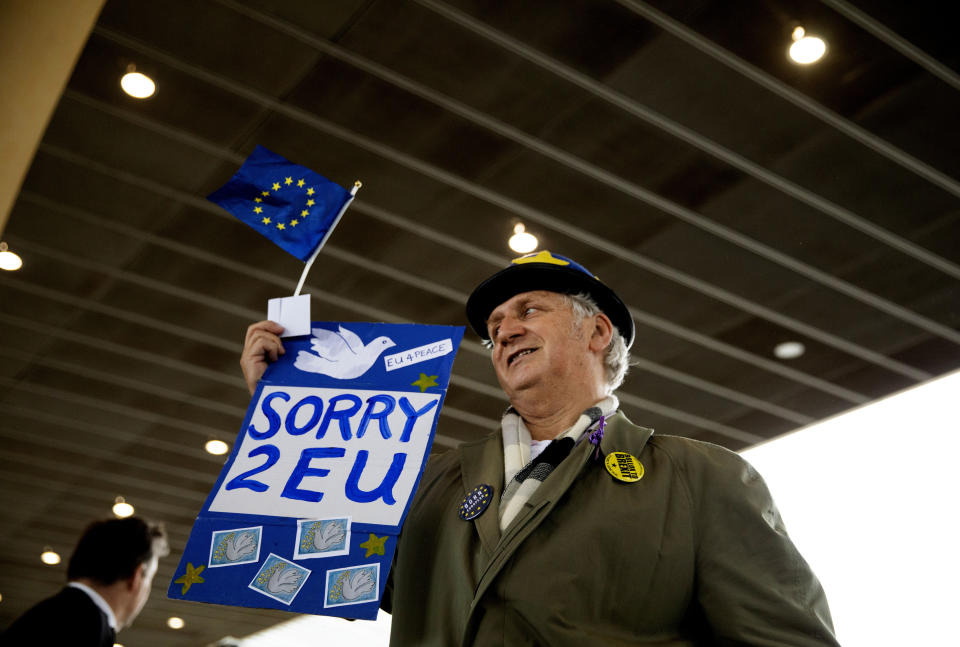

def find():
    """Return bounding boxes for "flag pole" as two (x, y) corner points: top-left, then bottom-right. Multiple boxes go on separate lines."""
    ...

(293, 180), (362, 297)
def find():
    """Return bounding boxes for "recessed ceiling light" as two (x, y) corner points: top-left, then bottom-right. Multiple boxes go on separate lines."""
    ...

(40, 548), (61, 565)
(508, 223), (537, 253)
(0, 242), (22, 271)
(120, 65), (156, 99)
(167, 617), (185, 630)
(205, 439), (230, 455)
(774, 341), (806, 359)
(112, 496), (134, 518)
(789, 26), (827, 65)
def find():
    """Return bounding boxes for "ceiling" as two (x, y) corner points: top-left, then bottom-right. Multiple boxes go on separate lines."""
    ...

(1, 0), (957, 644)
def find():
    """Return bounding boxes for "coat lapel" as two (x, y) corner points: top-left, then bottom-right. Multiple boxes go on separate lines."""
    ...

(458, 432), (504, 554)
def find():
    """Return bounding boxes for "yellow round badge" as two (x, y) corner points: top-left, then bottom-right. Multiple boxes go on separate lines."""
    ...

(604, 452), (644, 482)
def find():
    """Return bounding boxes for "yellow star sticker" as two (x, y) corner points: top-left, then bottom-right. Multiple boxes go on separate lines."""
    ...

(284, 177), (293, 185)
(261, 190), (270, 196)
(253, 206), (263, 214)
(254, 197), (262, 203)
(359, 533), (388, 557)
(174, 563), (205, 594)
(301, 209), (309, 217)
(261, 217), (271, 225)
(306, 187), (315, 196)
(290, 219), (299, 227)
(276, 222), (286, 230)
(297, 179), (305, 187)
(411, 373), (439, 392)
(272, 182), (280, 191)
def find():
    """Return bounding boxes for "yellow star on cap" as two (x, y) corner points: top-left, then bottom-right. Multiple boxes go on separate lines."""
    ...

(272, 182), (280, 191)
(411, 373), (438, 392)
(290, 219), (299, 227)
(512, 250), (569, 266)
(359, 533), (388, 557)
(276, 222), (285, 230)
(261, 217), (271, 225)
(261, 190), (270, 196)
(301, 209), (309, 217)
(254, 197), (262, 203)
(297, 179), (305, 187)
(306, 198), (315, 206)
(174, 562), (205, 594)
(306, 187), (315, 196)
(253, 206), (263, 214)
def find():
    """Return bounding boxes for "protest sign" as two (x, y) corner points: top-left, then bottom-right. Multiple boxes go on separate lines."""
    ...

(169, 322), (464, 619)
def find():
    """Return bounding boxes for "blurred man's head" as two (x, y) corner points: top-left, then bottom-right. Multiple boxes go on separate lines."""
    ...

(68, 517), (168, 627)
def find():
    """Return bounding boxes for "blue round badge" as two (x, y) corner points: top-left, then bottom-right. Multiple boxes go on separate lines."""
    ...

(458, 484), (493, 521)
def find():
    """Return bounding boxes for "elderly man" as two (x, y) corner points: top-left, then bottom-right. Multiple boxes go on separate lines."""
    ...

(2, 517), (168, 647)
(241, 251), (838, 646)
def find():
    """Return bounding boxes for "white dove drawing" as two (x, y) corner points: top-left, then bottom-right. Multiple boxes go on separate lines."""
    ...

(294, 326), (396, 379)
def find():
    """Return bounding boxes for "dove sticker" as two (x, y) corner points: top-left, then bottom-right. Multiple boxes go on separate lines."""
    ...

(249, 554), (311, 605)
(295, 517), (350, 559)
(209, 526), (262, 568)
(324, 563), (379, 608)
(295, 326), (395, 379)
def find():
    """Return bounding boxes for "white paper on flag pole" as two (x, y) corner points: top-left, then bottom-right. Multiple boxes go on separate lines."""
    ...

(268, 294), (311, 338)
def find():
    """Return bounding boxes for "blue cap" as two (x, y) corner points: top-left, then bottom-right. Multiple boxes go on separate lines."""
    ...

(465, 251), (635, 348)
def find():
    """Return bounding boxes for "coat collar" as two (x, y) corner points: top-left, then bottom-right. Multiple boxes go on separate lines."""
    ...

(600, 410), (654, 456)
(68, 581), (118, 630)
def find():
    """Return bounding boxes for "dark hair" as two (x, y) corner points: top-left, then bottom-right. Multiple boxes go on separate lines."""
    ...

(67, 517), (168, 585)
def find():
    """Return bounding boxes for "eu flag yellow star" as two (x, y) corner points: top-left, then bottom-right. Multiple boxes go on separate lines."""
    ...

(359, 533), (388, 557)
(306, 187), (315, 196)
(277, 223), (286, 230)
(306, 198), (315, 206)
(290, 219), (299, 226)
(261, 217), (271, 225)
(297, 179), (305, 187)
(253, 206), (263, 214)
(272, 182), (281, 191)
(301, 209), (309, 217)
(254, 197), (262, 203)
(261, 190), (270, 196)
(284, 177), (293, 185)
(411, 373), (439, 392)
(174, 562), (205, 594)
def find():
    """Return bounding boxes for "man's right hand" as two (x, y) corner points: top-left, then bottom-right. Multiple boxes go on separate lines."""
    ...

(241, 320), (285, 395)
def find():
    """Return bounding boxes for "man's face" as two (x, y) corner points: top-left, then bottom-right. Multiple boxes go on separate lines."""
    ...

(121, 555), (158, 628)
(486, 291), (596, 401)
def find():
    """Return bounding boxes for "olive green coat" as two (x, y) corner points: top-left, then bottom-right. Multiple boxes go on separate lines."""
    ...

(383, 412), (838, 646)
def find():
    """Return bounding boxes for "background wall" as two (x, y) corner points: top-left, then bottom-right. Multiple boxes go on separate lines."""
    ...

(743, 369), (960, 646)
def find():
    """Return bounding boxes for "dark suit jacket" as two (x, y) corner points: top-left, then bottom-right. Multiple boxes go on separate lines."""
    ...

(1, 586), (115, 647)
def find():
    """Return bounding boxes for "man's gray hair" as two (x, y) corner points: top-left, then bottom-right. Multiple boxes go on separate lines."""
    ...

(565, 292), (630, 392)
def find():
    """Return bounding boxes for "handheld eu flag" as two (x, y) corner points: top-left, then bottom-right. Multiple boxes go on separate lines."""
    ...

(208, 146), (353, 262)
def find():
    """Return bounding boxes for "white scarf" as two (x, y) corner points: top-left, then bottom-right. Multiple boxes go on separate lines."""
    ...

(499, 395), (618, 531)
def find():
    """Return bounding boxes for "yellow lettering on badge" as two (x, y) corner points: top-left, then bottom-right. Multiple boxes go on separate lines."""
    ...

(605, 451), (644, 482)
